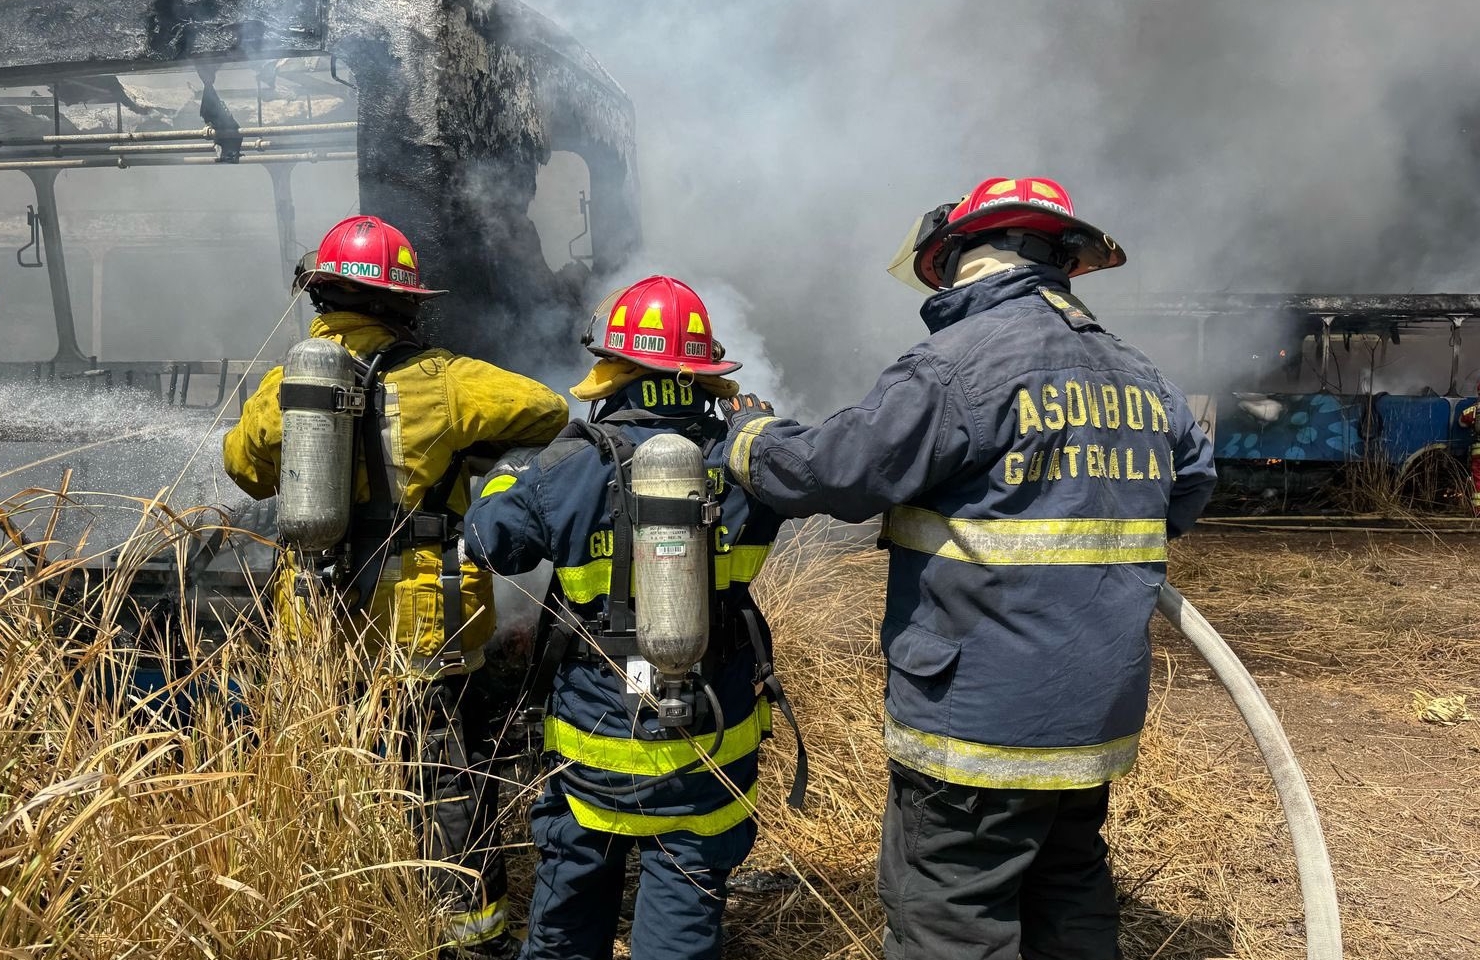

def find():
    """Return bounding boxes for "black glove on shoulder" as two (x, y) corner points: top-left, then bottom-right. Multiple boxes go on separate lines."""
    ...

(719, 393), (775, 431)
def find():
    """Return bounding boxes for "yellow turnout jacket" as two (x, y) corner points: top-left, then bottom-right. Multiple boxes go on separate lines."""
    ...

(223, 311), (568, 669)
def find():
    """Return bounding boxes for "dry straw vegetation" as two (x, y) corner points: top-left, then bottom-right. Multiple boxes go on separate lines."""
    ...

(3, 490), (1478, 959)
(0, 487), (447, 959)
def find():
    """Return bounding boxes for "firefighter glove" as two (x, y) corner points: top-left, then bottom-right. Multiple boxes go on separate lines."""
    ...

(719, 393), (774, 431)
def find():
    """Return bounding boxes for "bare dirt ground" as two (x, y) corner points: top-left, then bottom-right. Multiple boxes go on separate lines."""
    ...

(502, 526), (1480, 958)
(1147, 530), (1480, 959)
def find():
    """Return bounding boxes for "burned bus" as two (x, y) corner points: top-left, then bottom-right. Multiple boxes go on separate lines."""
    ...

(1100, 294), (1480, 513)
(0, 0), (639, 635)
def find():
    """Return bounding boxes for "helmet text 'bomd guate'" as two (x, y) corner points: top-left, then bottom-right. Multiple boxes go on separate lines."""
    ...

(586, 275), (743, 377)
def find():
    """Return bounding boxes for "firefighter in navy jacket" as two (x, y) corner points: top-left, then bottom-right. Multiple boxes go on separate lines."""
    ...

(723, 178), (1217, 960)
(463, 276), (787, 960)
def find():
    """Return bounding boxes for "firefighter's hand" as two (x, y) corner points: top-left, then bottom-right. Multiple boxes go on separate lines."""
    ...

(719, 393), (775, 432)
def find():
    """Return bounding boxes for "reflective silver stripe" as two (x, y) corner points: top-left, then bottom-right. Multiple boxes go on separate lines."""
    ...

(885, 506), (1166, 565)
(446, 898), (507, 945)
(884, 714), (1140, 790)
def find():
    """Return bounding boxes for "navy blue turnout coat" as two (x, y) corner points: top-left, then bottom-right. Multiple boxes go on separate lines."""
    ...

(726, 264), (1216, 789)
(465, 377), (784, 833)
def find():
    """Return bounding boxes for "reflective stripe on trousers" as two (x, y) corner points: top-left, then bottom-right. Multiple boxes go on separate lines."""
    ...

(545, 701), (770, 776)
(884, 714), (1140, 790)
(446, 897), (507, 946)
(565, 783), (761, 837)
(884, 506), (1167, 565)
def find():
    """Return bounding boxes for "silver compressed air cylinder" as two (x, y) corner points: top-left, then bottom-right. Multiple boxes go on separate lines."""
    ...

(277, 338), (357, 552)
(632, 433), (711, 679)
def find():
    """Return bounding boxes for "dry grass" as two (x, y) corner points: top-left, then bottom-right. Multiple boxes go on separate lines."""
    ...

(1333, 450), (1474, 518)
(0, 489), (459, 960)
(5, 494), (1479, 959)
(1167, 535), (1480, 692)
(737, 526), (891, 958)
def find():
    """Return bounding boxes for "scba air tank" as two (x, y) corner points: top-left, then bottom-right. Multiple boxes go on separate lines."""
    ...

(632, 433), (712, 678)
(277, 338), (359, 552)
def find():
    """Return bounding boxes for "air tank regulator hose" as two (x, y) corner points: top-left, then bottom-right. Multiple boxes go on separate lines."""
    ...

(557, 680), (727, 797)
(1158, 583), (1342, 960)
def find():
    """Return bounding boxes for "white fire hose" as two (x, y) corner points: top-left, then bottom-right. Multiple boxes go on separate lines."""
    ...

(1157, 583), (1343, 960)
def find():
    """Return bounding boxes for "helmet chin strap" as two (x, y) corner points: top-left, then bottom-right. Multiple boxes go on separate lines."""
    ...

(940, 231), (1078, 286)
(310, 284), (422, 327)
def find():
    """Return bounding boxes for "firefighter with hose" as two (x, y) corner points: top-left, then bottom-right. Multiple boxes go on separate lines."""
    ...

(222, 215), (568, 959)
(462, 275), (804, 960)
(721, 177), (1217, 960)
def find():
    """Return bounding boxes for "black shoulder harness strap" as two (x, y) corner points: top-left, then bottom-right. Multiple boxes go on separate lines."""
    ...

(356, 339), (428, 513)
(564, 420), (640, 634)
(741, 607), (809, 808)
(344, 339), (471, 638)
(551, 418), (809, 808)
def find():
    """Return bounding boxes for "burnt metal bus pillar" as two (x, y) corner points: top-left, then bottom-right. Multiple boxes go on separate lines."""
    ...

(25, 170), (85, 363)
(265, 162), (307, 336)
(1317, 314), (1335, 393)
(1448, 315), (1466, 398)
(584, 142), (641, 275)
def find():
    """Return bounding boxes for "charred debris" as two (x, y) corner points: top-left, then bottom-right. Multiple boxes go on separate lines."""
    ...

(0, 0), (639, 388)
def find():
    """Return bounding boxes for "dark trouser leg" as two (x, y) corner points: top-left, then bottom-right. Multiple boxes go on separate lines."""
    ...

(629, 818), (758, 960)
(416, 667), (509, 946)
(520, 789), (630, 960)
(878, 764), (1078, 960)
(1019, 784), (1120, 960)
(1468, 447), (1480, 515)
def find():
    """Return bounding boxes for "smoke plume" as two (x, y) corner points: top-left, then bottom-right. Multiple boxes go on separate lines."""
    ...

(531, 0), (1480, 415)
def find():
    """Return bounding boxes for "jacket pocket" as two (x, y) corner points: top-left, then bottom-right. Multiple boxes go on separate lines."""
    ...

(881, 620), (962, 680)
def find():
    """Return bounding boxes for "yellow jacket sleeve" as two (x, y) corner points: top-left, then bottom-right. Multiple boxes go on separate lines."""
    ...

(445, 357), (569, 452)
(222, 365), (285, 501)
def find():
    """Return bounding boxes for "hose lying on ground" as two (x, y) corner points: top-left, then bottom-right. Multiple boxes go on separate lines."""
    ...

(1157, 583), (1343, 960)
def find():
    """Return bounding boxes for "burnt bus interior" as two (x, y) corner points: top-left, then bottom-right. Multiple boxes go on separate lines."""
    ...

(1099, 295), (1480, 512)
(0, 0), (639, 640)
(0, 0), (640, 403)
(1106, 294), (1480, 399)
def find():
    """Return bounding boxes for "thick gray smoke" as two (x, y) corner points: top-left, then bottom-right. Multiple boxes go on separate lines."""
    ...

(531, 0), (1480, 415)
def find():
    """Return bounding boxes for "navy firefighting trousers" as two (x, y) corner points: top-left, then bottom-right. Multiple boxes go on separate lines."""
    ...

(877, 763), (1121, 960)
(518, 787), (758, 960)
(413, 667), (509, 942)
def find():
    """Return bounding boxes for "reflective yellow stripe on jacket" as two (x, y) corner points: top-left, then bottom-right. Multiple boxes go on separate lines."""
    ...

(544, 701), (770, 777)
(885, 506), (1167, 565)
(884, 714), (1140, 790)
(727, 416), (778, 493)
(555, 545), (772, 604)
(565, 784), (760, 837)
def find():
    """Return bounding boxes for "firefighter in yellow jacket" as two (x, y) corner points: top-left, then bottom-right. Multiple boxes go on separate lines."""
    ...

(223, 215), (568, 959)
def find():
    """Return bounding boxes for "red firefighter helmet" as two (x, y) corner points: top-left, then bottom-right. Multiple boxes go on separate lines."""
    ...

(586, 275), (742, 376)
(295, 215), (447, 300)
(888, 176), (1126, 292)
